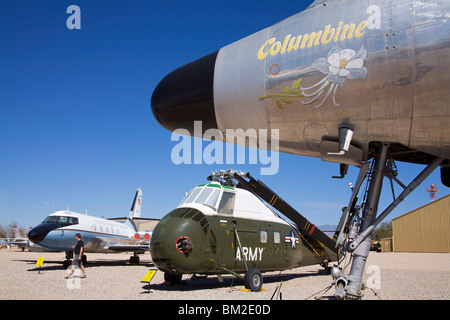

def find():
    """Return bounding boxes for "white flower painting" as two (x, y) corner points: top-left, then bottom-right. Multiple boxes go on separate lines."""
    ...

(301, 46), (367, 108)
(259, 46), (368, 109)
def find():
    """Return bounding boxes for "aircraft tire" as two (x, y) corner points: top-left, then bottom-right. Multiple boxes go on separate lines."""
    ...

(129, 255), (140, 264)
(164, 272), (182, 285)
(63, 260), (71, 269)
(244, 268), (263, 292)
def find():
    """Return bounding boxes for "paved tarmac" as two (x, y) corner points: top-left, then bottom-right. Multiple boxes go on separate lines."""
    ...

(0, 249), (448, 300)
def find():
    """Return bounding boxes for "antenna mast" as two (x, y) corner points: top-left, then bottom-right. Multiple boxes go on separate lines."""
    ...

(426, 184), (439, 201)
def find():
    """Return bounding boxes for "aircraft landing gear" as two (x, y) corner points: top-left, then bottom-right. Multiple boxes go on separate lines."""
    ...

(129, 253), (140, 264)
(164, 272), (182, 285)
(334, 143), (444, 299)
(63, 251), (73, 269)
(62, 252), (87, 268)
(244, 268), (263, 292)
(321, 260), (332, 274)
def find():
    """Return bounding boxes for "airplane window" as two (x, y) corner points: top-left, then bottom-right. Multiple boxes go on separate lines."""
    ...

(42, 216), (78, 225)
(274, 232), (280, 244)
(185, 188), (202, 203)
(68, 217), (79, 225)
(58, 216), (69, 223)
(205, 189), (220, 208)
(43, 216), (59, 223)
(195, 188), (213, 204)
(217, 192), (235, 215)
(260, 231), (268, 243)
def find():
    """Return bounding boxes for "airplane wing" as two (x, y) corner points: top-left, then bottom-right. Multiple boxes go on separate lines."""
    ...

(10, 240), (28, 245)
(103, 244), (149, 252)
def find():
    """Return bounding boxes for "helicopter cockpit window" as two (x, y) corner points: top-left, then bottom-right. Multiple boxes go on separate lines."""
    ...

(194, 188), (213, 204)
(184, 187), (202, 203)
(179, 189), (194, 205)
(205, 189), (220, 208)
(181, 187), (222, 210)
(217, 191), (235, 215)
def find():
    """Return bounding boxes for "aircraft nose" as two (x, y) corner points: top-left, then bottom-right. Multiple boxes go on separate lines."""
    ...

(27, 224), (54, 244)
(150, 208), (211, 274)
(151, 51), (219, 135)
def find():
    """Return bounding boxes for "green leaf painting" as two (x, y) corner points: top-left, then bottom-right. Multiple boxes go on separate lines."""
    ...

(259, 77), (304, 109)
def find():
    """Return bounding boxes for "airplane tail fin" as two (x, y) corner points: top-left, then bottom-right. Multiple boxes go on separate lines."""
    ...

(14, 226), (21, 239)
(129, 188), (143, 219)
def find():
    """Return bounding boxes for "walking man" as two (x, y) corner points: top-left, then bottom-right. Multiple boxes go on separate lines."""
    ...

(65, 233), (87, 279)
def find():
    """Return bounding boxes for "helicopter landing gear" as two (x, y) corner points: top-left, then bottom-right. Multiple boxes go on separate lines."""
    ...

(244, 268), (263, 292)
(164, 272), (182, 285)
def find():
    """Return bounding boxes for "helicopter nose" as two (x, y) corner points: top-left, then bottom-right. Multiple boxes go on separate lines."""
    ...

(151, 51), (219, 135)
(150, 208), (211, 274)
(27, 224), (55, 244)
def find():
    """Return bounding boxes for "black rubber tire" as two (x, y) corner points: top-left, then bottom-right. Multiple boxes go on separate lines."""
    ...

(164, 272), (182, 285)
(244, 268), (263, 292)
(63, 260), (70, 269)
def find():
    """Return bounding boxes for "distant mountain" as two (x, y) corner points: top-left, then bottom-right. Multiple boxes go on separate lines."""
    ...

(317, 225), (337, 237)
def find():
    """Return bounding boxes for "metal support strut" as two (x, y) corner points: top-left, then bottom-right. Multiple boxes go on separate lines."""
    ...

(334, 142), (444, 299)
(345, 143), (389, 297)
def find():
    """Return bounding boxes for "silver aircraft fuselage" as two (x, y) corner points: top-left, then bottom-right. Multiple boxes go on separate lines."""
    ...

(151, 0), (450, 166)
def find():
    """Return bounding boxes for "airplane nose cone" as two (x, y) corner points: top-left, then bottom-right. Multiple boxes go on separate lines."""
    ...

(27, 224), (55, 244)
(151, 51), (219, 135)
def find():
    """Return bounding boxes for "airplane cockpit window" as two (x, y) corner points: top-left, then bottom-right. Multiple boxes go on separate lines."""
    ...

(42, 216), (79, 226)
(58, 216), (69, 223)
(217, 191), (235, 215)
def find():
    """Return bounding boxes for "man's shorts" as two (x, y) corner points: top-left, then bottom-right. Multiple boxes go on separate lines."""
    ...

(72, 254), (83, 267)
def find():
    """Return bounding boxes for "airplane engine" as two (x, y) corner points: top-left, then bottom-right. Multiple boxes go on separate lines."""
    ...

(130, 232), (151, 242)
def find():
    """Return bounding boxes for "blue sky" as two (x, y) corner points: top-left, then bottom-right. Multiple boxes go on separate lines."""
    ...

(1, 0), (448, 229)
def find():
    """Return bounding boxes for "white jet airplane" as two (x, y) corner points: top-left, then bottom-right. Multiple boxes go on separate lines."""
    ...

(12, 226), (30, 251)
(0, 226), (30, 251)
(27, 188), (159, 267)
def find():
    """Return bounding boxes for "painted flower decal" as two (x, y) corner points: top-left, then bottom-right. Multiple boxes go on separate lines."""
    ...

(301, 46), (367, 108)
(259, 46), (367, 109)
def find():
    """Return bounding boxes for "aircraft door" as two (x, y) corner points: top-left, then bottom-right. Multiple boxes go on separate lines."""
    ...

(213, 218), (236, 270)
